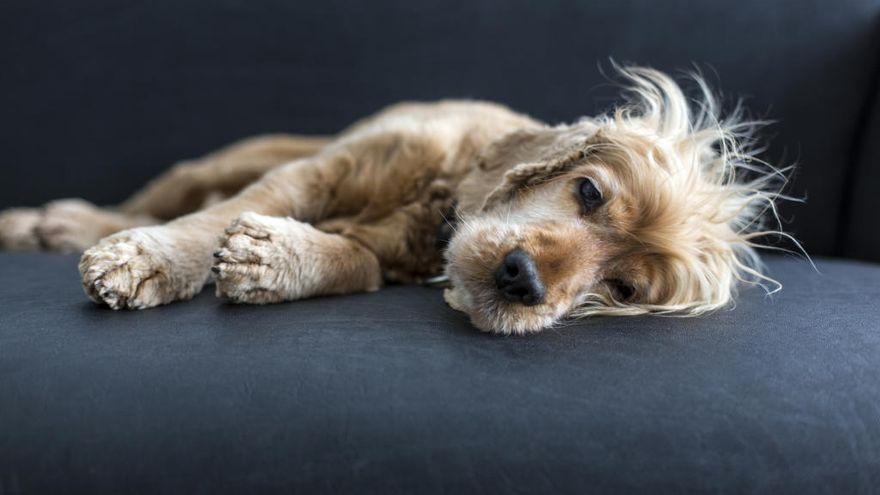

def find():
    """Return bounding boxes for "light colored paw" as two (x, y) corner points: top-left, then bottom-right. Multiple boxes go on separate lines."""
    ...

(35, 199), (122, 253)
(0, 199), (148, 253)
(0, 208), (41, 250)
(79, 228), (203, 309)
(213, 212), (320, 304)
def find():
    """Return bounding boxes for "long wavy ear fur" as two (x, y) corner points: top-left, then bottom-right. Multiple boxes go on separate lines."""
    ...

(569, 64), (809, 318)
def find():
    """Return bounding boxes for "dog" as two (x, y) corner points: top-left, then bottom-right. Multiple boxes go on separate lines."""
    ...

(0, 66), (793, 334)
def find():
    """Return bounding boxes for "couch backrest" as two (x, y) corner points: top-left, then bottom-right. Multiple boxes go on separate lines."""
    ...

(2, 0), (879, 259)
(845, 78), (880, 261)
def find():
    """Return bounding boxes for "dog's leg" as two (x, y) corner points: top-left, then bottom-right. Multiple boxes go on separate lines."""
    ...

(0, 135), (330, 252)
(35, 199), (156, 253)
(78, 152), (351, 310)
(209, 184), (452, 304)
(0, 200), (157, 253)
(212, 212), (381, 304)
(118, 135), (331, 220)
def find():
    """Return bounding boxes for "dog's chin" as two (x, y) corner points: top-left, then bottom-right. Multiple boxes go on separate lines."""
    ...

(444, 284), (565, 335)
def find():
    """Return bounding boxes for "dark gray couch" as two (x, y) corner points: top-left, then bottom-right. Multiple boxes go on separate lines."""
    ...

(1, 1), (879, 493)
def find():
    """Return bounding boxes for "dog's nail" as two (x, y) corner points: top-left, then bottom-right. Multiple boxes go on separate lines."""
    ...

(213, 250), (222, 258)
(211, 265), (220, 274)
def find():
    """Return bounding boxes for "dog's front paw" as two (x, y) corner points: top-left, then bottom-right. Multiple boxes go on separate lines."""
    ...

(79, 228), (201, 309)
(213, 212), (316, 304)
(0, 208), (41, 250)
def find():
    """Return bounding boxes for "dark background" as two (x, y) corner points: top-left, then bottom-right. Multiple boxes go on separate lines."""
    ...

(2, 0), (879, 260)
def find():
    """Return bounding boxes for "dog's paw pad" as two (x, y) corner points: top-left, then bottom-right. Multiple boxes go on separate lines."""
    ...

(79, 229), (184, 309)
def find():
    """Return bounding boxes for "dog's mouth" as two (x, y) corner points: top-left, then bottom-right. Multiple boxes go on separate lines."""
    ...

(443, 279), (566, 335)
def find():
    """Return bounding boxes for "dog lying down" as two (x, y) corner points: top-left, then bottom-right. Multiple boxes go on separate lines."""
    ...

(0, 66), (795, 334)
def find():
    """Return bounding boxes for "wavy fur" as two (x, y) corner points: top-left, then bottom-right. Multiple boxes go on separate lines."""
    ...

(570, 65), (803, 318)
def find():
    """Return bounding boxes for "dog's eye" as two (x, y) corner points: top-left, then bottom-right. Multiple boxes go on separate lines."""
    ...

(606, 279), (635, 302)
(577, 178), (603, 212)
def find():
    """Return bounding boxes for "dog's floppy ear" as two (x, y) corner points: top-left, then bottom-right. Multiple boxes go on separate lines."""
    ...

(480, 127), (601, 211)
(480, 152), (583, 210)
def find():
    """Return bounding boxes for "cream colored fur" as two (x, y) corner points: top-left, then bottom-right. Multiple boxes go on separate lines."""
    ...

(0, 67), (795, 334)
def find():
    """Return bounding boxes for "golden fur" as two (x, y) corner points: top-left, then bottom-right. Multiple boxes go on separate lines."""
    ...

(0, 67), (794, 334)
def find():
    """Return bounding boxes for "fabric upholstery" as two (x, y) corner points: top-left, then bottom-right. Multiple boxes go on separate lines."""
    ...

(2, 0), (880, 256)
(1, 253), (879, 493)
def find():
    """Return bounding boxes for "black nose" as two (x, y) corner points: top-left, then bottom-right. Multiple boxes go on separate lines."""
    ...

(494, 249), (546, 306)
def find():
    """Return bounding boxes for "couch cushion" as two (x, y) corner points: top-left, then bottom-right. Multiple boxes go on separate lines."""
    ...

(0, 253), (878, 493)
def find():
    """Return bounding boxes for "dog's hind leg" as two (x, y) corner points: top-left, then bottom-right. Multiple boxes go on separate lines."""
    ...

(0, 200), (158, 253)
(212, 212), (382, 304)
(117, 134), (331, 220)
(0, 135), (331, 253)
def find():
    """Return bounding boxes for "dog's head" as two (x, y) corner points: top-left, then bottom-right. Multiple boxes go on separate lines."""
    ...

(444, 66), (793, 334)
